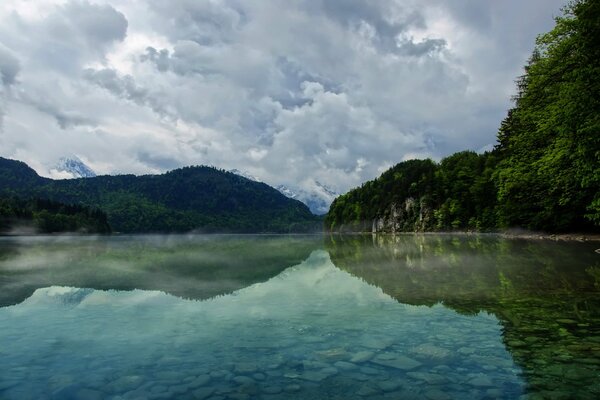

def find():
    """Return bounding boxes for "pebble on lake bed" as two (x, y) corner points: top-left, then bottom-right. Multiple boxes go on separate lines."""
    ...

(371, 355), (423, 370)
(350, 351), (375, 363)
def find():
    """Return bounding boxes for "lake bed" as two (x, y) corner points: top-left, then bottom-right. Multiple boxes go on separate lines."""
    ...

(1, 234), (599, 399)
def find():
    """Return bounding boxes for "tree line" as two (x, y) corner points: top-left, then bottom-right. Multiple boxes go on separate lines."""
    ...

(0, 161), (321, 233)
(326, 0), (599, 233)
(0, 197), (111, 234)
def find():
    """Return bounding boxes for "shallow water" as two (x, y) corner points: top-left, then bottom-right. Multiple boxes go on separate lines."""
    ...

(0, 234), (599, 399)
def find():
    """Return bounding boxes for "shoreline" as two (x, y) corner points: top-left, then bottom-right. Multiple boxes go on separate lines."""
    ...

(2, 230), (600, 242)
(327, 230), (600, 242)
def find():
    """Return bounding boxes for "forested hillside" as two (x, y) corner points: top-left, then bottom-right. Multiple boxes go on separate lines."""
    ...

(326, 0), (599, 233)
(0, 158), (320, 233)
(0, 197), (111, 234)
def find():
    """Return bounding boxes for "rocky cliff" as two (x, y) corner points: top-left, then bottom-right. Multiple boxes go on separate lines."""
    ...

(371, 197), (434, 233)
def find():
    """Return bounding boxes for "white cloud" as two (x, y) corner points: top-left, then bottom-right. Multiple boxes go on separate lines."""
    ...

(0, 0), (567, 205)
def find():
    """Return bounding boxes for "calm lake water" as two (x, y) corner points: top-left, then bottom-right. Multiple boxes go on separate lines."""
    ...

(0, 234), (599, 400)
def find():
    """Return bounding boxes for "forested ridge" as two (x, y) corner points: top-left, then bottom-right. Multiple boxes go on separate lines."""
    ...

(0, 197), (111, 234)
(326, 0), (600, 233)
(0, 158), (320, 233)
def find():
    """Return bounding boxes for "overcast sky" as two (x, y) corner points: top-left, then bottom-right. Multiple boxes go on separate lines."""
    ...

(0, 0), (567, 193)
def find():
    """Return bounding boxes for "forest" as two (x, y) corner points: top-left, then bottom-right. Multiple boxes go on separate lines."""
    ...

(326, 0), (599, 233)
(0, 159), (320, 233)
(0, 197), (111, 234)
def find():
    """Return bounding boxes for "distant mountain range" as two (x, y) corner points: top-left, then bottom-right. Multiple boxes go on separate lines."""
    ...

(0, 157), (321, 233)
(275, 182), (338, 215)
(227, 169), (337, 215)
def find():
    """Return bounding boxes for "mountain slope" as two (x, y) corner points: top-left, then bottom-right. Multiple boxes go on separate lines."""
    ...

(53, 157), (97, 178)
(226, 169), (336, 215)
(326, 1), (600, 234)
(0, 157), (321, 233)
(276, 182), (338, 215)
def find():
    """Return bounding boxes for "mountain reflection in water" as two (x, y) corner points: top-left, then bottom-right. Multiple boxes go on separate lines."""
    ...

(0, 234), (599, 399)
(327, 234), (600, 398)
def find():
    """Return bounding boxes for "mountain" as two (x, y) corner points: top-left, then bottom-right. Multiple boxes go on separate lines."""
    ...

(326, 0), (600, 234)
(53, 157), (97, 178)
(275, 182), (338, 215)
(226, 169), (337, 215)
(0, 157), (321, 233)
(228, 169), (259, 182)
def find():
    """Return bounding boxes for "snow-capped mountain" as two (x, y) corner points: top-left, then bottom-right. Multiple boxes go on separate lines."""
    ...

(228, 169), (260, 182)
(227, 169), (338, 215)
(276, 181), (338, 215)
(53, 157), (96, 178)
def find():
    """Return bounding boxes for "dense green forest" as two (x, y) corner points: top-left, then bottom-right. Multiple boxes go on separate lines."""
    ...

(0, 158), (320, 233)
(0, 197), (111, 234)
(326, 0), (599, 233)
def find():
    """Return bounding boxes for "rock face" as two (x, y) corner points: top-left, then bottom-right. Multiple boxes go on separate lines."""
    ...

(371, 197), (433, 233)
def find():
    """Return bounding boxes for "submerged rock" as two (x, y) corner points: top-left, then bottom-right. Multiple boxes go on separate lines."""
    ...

(283, 384), (301, 392)
(234, 363), (258, 374)
(350, 351), (375, 363)
(410, 343), (451, 360)
(299, 367), (338, 382)
(168, 384), (190, 395)
(109, 375), (145, 393)
(188, 375), (211, 388)
(468, 375), (494, 387)
(192, 386), (215, 400)
(357, 383), (380, 396)
(232, 376), (255, 385)
(262, 386), (282, 394)
(371, 355), (422, 370)
(334, 361), (358, 371)
(252, 373), (266, 381)
(377, 380), (402, 392)
(406, 372), (448, 385)
(424, 388), (453, 400)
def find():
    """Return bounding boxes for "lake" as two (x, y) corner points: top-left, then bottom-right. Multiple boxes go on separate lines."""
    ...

(0, 234), (599, 399)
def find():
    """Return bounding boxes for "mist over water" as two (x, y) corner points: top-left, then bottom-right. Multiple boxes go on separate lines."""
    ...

(0, 234), (599, 399)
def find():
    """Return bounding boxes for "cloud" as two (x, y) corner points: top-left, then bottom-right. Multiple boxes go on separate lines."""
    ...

(0, 45), (20, 128)
(0, 46), (19, 86)
(82, 67), (170, 118)
(0, 0), (568, 207)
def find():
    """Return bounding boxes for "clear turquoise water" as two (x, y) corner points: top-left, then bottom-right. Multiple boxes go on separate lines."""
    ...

(0, 234), (599, 399)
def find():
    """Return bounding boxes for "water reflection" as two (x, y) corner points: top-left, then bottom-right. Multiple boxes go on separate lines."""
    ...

(1, 248), (523, 400)
(0, 235), (319, 306)
(327, 234), (600, 399)
(0, 234), (599, 399)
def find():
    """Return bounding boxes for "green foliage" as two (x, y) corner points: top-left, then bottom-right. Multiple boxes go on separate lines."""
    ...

(325, 153), (499, 232)
(495, 0), (600, 231)
(327, 0), (599, 233)
(0, 159), (320, 233)
(0, 197), (111, 234)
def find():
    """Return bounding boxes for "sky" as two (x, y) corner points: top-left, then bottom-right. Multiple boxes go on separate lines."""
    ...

(0, 0), (567, 195)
